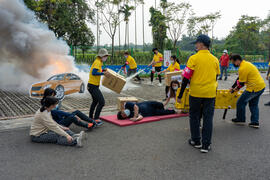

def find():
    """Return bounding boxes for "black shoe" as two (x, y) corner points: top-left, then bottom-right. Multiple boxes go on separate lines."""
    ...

(248, 122), (260, 129)
(264, 102), (270, 106)
(201, 144), (211, 153)
(231, 118), (245, 125)
(224, 77), (227, 81)
(218, 78), (222, 80)
(188, 139), (202, 149)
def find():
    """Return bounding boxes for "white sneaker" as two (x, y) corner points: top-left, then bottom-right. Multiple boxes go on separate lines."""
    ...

(149, 82), (154, 86)
(158, 83), (162, 87)
(76, 131), (84, 147)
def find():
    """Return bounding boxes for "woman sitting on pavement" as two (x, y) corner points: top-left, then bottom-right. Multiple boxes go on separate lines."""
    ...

(42, 88), (103, 130)
(117, 101), (181, 121)
(163, 80), (180, 107)
(30, 96), (85, 147)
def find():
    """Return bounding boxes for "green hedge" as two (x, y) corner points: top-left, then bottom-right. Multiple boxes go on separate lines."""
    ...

(74, 52), (266, 65)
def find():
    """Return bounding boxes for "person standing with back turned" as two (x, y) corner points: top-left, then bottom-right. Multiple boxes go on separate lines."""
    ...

(177, 35), (220, 153)
(87, 48), (110, 124)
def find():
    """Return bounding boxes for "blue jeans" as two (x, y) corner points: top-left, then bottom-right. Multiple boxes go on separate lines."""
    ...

(220, 66), (228, 79)
(189, 96), (216, 146)
(236, 89), (265, 123)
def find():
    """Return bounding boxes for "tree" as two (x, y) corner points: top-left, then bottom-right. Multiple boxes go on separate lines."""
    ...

(119, 3), (135, 49)
(149, 7), (167, 51)
(225, 15), (261, 54)
(166, 2), (192, 49)
(99, 0), (122, 61)
(187, 12), (221, 38)
(260, 13), (270, 61)
(24, 0), (95, 47)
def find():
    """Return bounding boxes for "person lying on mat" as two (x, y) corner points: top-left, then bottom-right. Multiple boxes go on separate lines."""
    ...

(117, 101), (181, 121)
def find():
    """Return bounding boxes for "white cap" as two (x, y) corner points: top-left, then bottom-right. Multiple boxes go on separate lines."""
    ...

(223, 49), (228, 53)
(97, 48), (111, 57)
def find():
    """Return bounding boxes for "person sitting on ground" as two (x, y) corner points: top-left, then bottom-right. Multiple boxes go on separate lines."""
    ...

(117, 101), (180, 121)
(163, 80), (181, 107)
(30, 96), (84, 147)
(42, 88), (102, 130)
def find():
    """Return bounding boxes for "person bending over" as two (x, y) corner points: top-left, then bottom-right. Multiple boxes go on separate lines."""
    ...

(117, 101), (179, 121)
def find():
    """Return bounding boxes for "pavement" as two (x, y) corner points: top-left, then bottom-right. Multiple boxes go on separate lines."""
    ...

(0, 73), (270, 180)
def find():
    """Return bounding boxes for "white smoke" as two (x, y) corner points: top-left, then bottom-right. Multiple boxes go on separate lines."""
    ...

(0, 0), (76, 91)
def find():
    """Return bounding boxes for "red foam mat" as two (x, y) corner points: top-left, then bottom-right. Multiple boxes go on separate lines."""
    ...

(100, 113), (188, 127)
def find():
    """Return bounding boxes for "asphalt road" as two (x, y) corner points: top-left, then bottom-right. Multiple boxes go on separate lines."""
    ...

(0, 94), (270, 180)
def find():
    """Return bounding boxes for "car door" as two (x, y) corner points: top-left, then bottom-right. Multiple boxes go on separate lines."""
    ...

(69, 74), (81, 92)
(62, 73), (73, 94)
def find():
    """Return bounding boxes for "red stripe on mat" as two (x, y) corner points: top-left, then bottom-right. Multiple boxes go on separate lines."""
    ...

(100, 113), (189, 127)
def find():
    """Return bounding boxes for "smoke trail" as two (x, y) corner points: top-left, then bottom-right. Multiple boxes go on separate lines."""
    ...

(0, 0), (75, 91)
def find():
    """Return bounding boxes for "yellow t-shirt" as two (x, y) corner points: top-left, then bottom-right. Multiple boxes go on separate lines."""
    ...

(88, 57), (103, 86)
(167, 62), (180, 72)
(153, 52), (163, 67)
(126, 55), (137, 69)
(239, 60), (265, 92)
(187, 50), (220, 98)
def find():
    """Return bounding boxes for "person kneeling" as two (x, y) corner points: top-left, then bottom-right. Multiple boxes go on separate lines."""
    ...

(30, 96), (84, 147)
(117, 101), (179, 121)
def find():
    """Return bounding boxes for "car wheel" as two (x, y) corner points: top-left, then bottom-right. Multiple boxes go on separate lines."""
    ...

(55, 85), (65, 100)
(79, 83), (85, 93)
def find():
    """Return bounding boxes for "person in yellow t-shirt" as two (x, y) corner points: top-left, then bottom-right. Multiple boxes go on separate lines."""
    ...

(265, 61), (270, 106)
(122, 52), (141, 82)
(88, 48), (110, 122)
(177, 34), (220, 153)
(148, 48), (163, 86)
(230, 54), (265, 128)
(158, 55), (181, 100)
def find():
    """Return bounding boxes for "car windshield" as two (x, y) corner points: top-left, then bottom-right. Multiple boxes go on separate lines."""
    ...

(47, 74), (65, 81)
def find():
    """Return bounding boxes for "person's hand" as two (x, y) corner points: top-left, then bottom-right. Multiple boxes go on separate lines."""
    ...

(61, 126), (70, 131)
(152, 61), (157, 65)
(177, 97), (181, 103)
(229, 88), (234, 94)
(104, 71), (110, 77)
(266, 76), (269, 80)
(66, 135), (73, 143)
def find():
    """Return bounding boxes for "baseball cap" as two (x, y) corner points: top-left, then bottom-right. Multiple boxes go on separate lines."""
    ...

(191, 34), (211, 47)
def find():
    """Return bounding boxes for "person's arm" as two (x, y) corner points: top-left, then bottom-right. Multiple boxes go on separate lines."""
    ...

(148, 59), (155, 66)
(266, 66), (270, 80)
(92, 68), (104, 76)
(230, 77), (244, 93)
(177, 77), (189, 100)
(163, 97), (171, 106)
(130, 114), (143, 122)
(41, 114), (70, 138)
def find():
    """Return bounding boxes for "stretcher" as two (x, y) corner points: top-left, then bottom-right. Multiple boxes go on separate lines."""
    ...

(175, 88), (243, 119)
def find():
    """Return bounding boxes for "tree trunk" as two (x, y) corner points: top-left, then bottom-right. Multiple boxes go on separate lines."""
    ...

(125, 21), (128, 49)
(127, 22), (129, 49)
(135, 0), (137, 51)
(118, 4), (121, 51)
(173, 39), (177, 50)
(142, 3), (145, 52)
(96, 0), (99, 53)
(112, 35), (115, 64)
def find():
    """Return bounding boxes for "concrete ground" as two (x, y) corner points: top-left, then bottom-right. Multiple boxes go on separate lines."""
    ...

(0, 72), (270, 180)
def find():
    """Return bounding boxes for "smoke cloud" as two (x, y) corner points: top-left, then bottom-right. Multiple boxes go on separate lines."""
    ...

(0, 0), (75, 91)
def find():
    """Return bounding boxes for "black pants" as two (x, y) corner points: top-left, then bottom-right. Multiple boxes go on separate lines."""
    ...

(87, 83), (105, 119)
(143, 101), (175, 116)
(127, 68), (141, 81)
(189, 96), (215, 146)
(59, 110), (94, 128)
(165, 86), (170, 98)
(151, 67), (162, 83)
